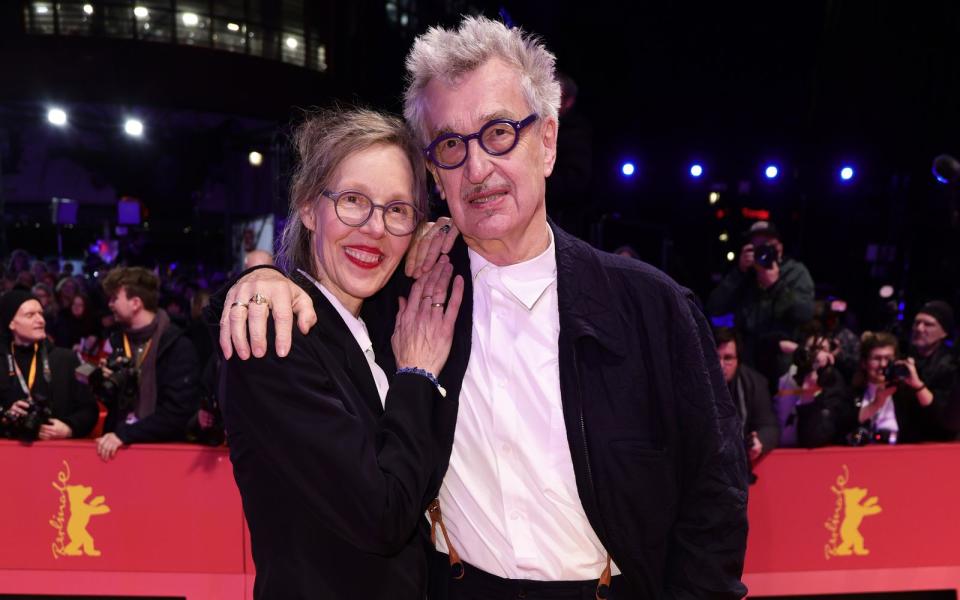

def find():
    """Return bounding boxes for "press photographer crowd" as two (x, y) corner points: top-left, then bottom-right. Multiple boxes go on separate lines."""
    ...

(1, 218), (959, 472)
(0, 250), (228, 457)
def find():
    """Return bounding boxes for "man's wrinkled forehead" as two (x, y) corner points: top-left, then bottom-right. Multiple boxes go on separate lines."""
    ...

(422, 59), (529, 137)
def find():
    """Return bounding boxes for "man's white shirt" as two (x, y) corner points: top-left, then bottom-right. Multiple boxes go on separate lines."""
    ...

(433, 228), (619, 580)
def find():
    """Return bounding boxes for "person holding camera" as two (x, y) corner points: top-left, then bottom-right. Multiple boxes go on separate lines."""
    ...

(707, 221), (815, 383)
(850, 331), (902, 444)
(0, 289), (97, 440)
(774, 332), (853, 448)
(93, 268), (200, 460)
(890, 301), (958, 443)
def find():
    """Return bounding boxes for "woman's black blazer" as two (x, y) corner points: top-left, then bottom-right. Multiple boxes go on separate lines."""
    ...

(218, 272), (458, 599)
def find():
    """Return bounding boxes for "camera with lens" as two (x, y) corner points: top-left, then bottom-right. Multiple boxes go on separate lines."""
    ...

(847, 425), (896, 446)
(754, 243), (780, 269)
(792, 336), (837, 384)
(75, 355), (140, 411)
(882, 362), (911, 382)
(2, 393), (53, 441)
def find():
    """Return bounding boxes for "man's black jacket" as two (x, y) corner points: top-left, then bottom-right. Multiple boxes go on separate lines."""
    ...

(894, 344), (959, 442)
(1, 338), (98, 437)
(730, 363), (780, 453)
(104, 321), (200, 443)
(379, 224), (747, 598)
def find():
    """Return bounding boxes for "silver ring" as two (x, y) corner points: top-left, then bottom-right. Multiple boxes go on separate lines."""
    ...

(250, 292), (270, 307)
(422, 295), (433, 301)
(439, 224), (452, 234)
(431, 302), (445, 308)
(231, 300), (249, 309)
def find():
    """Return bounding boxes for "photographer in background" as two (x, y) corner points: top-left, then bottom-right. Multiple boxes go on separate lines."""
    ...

(891, 301), (958, 443)
(0, 289), (97, 440)
(93, 268), (200, 460)
(707, 221), (815, 385)
(714, 327), (779, 467)
(850, 331), (902, 445)
(774, 331), (853, 448)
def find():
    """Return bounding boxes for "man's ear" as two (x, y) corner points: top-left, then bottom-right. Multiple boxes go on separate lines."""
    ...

(541, 116), (559, 178)
(427, 165), (446, 201)
(130, 295), (144, 313)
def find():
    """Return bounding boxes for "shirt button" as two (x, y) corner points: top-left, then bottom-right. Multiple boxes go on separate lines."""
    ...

(510, 511), (520, 521)
(502, 443), (511, 453)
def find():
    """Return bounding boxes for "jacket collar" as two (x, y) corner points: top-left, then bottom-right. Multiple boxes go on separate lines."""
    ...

(449, 220), (629, 358)
(551, 221), (630, 358)
(291, 269), (384, 416)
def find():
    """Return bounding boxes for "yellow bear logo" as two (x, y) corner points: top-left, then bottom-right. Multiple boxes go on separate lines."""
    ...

(833, 486), (881, 556)
(63, 484), (111, 557)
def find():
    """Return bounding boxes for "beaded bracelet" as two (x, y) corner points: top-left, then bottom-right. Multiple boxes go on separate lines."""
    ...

(397, 367), (447, 398)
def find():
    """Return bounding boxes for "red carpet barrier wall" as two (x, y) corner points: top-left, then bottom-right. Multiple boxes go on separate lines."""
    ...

(1, 440), (959, 598)
(0, 440), (248, 598)
(744, 443), (960, 596)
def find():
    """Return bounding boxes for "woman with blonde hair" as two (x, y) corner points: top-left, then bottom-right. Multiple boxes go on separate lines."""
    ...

(215, 107), (464, 599)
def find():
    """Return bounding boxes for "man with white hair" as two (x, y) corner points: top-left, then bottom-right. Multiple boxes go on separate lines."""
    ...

(219, 16), (747, 598)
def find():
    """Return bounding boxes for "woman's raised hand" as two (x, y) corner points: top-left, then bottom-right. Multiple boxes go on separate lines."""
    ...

(392, 254), (464, 376)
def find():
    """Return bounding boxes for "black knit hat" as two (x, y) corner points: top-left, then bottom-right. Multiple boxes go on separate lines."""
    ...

(0, 289), (38, 338)
(917, 300), (955, 335)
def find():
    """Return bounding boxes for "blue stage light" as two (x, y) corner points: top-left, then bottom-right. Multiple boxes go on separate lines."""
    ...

(621, 162), (636, 177)
(764, 165), (779, 180)
(690, 164), (703, 178)
(840, 166), (855, 181)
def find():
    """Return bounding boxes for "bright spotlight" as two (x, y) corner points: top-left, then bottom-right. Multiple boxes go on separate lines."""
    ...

(47, 107), (67, 126)
(719, 232), (729, 242)
(690, 164), (703, 178)
(133, 6), (148, 18)
(708, 191), (720, 205)
(181, 12), (199, 26)
(879, 285), (894, 299)
(248, 151), (264, 167)
(124, 118), (144, 137)
(764, 165), (779, 180)
(285, 36), (299, 50)
(840, 166), (855, 181)
(82, 4), (93, 15)
(621, 162), (635, 177)
(227, 22), (240, 32)
(35, 5), (49, 14)
(726, 251), (735, 262)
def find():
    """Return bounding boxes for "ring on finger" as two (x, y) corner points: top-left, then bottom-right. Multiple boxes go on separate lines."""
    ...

(231, 300), (249, 309)
(431, 302), (445, 308)
(250, 292), (270, 307)
(422, 295), (433, 301)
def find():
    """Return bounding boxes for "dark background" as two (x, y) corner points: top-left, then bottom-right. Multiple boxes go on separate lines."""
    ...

(2, 1), (959, 327)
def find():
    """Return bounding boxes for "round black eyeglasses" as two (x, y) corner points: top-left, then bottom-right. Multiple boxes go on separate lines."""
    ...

(424, 113), (539, 170)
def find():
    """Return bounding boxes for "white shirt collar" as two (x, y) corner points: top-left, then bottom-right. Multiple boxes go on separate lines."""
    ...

(467, 226), (557, 310)
(297, 269), (374, 354)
